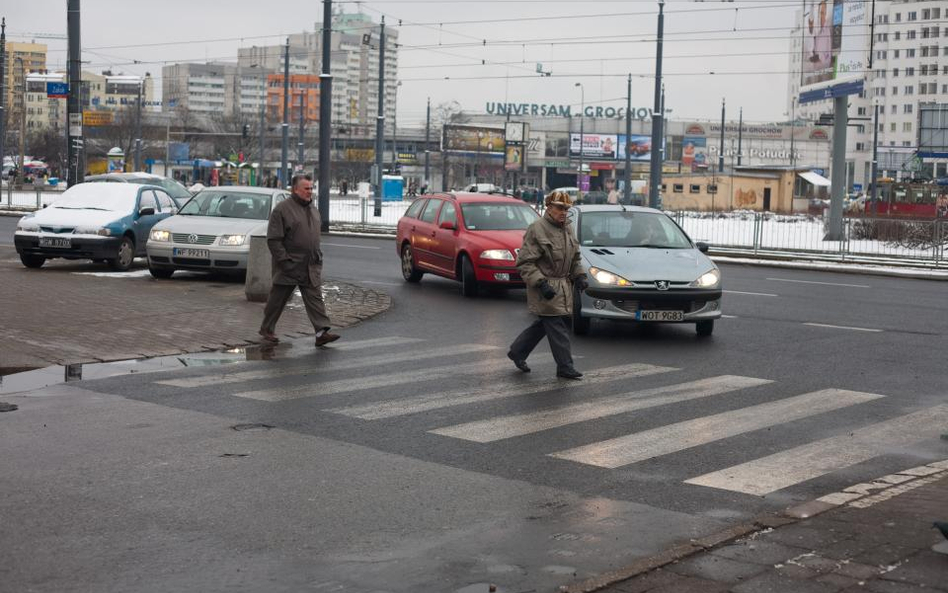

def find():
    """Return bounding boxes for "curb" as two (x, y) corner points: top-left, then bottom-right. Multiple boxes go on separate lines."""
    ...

(562, 458), (948, 593)
(710, 254), (948, 281)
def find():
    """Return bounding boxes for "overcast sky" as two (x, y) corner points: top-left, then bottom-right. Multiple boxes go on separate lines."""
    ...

(7, 0), (799, 127)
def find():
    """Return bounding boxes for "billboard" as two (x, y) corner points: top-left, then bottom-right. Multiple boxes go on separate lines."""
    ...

(443, 125), (505, 154)
(46, 82), (68, 98)
(569, 133), (618, 159)
(616, 135), (658, 162)
(82, 111), (113, 127)
(799, 0), (868, 95)
(681, 137), (709, 170)
(505, 145), (525, 171)
(917, 103), (948, 158)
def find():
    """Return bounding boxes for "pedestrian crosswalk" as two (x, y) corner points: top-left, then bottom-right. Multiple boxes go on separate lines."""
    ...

(150, 335), (945, 500)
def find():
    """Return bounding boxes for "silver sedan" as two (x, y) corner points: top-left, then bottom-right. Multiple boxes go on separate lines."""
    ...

(145, 186), (290, 278)
(568, 205), (723, 337)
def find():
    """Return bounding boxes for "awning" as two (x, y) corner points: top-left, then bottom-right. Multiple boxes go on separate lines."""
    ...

(797, 170), (831, 187)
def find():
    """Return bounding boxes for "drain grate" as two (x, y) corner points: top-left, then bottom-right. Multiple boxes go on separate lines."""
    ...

(230, 423), (274, 431)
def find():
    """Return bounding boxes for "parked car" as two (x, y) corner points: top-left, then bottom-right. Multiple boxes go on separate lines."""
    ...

(14, 182), (177, 270)
(85, 172), (193, 208)
(553, 186), (580, 203)
(463, 183), (499, 193)
(396, 192), (540, 296)
(145, 186), (290, 278)
(568, 205), (722, 336)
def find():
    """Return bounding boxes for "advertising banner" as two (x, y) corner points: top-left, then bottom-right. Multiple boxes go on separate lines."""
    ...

(616, 135), (655, 162)
(443, 125), (506, 154)
(800, 0), (868, 93)
(46, 82), (68, 98)
(682, 136), (709, 170)
(569, 133), (618, 159)
(82, 111), (113, 127)
(168, 142), (190, 163)
(505, 145), (525, 171)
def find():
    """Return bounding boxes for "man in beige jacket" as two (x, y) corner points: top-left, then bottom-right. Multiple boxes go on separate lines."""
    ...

(259, 174), (340, 347)
(508, 191), (587, 379)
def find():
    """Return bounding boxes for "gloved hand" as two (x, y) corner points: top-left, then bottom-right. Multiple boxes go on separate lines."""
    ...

(538, 278), (557, 300)
(575, 275), (589, 292)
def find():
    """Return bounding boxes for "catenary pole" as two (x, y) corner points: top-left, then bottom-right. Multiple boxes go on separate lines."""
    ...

(318, 0), (333, 229)
(374, 17), (385, 216)
(280, 38), (289, 188)
(258, 89), (265, 186)
(0, 18), (6, 175)
(870, 102), (879, 216)
(424, 96), (430, 192)
(67, 0), (84, 184)
(623, 73), (632, 204)
(647, 0), (665, 208)
(718, 98), (725, 174)
(737, 107), (743, 167)
(135, 80), (142, 171)
(298, 90), (305, 168)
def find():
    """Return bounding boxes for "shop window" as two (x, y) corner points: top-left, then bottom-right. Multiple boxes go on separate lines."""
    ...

(689, 184), (701, 194)
(673, 184), (684, 193)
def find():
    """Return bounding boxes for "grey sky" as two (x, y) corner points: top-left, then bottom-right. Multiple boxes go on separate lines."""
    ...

(7, 0), (799, 127)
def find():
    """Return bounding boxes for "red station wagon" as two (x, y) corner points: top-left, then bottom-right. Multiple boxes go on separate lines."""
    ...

(396, 192), (540, 297)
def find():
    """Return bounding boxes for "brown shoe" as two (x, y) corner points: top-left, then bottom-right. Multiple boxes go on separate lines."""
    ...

(315, 331), (340, 347)
(258, 329), (280, 343)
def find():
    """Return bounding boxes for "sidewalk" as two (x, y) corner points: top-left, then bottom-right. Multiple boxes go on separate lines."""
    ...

(0, 251), (391, 373)
(583, 462), (948, 593)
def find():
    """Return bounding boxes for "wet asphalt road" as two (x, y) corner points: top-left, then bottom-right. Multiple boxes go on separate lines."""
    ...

(2, 233), (947, 592)
(0, 215), (18, 246)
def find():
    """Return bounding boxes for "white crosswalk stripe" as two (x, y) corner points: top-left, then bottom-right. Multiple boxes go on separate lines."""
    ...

(429, 375), (771, 443)
(234, 353), (529, 401)
(550, 389), (885, 469)
(156, 342), (491, 388)
(327, 363), (677, 420)
(685, 403), (948, 495)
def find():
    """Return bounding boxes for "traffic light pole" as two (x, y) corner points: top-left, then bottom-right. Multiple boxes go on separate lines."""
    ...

(317, 0), (333, 230)
(647, 0), (665, 209)
(280, 38), (290, 188)
(374, 17), (385, 216)
(67, 0), (84, 184)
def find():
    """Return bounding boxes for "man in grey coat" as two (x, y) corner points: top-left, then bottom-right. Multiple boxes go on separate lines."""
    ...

(508, 190), (587, 379)
(259, 174), (340, 347)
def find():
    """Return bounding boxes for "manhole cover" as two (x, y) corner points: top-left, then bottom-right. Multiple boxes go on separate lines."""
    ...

(231, 423), (274, 431)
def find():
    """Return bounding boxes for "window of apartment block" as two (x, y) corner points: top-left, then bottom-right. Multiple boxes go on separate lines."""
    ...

(856, 142), (866, 151)
(904, 122), (913, 132)
(903, 141), (913, 147)
(908, 48), (917, 57)
(921, 65), (929, 75)
(673, 184), (684, 193)
(895, 12), (902, 21)
(920, 28), (928, 39)
(906, 85), (914, 94)
(891, 104), (898, 113)
(943, 84), (948, 93)
(890, 123), (897, 132)
(895, 31), (902, 40)
(893, 68), (900, 77)
(934, 28), (941, 38)
(690, 184), (701, 194)
(907, 66), (915, 76)
(904, 104), (914, 113)
(857, 125), (866, 134)
(923, 8), (931, 19)
(909, 11), (917, 21)
(858, 106), (867, 115)
(895, 49), (901, 59)
(893, 86), (899, 95)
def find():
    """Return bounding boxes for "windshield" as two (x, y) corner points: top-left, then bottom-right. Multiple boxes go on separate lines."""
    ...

(52, 184), (136, 212)
(128, 177), (192, 200)
(460, 203), (539, 231)
(179, 190), (272, 220)
(578, 211), (692, 249)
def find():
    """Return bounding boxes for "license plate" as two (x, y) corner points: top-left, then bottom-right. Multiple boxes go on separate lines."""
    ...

(635, 310), (684, 322)
(39, 237), (71, 248)
(173, 247), (209, 258)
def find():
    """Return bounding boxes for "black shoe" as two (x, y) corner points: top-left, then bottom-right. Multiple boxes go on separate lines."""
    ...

(315, 331), (340, 347)
(507, 351), (530, 373)
(556, 368), (583, 380)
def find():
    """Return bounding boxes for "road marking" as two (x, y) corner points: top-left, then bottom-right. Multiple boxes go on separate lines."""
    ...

(766, 277), (870, 289)
(550, 389), (884, 469)
(157, 342), (493, 388)
(723, 290), (778, 297)
(234, 354), (518, 401)
(722, 314), (739, 319)
(331, 336), (425, 350)
(803, 322), (883, 333)
(685, 403), (948, 495)
(328, 363), (677, 420)
(429, 375), (771, 443)
(321, 242), (381, 249)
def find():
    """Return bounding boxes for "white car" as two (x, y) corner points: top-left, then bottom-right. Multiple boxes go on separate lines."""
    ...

(146, 186), (289, 278)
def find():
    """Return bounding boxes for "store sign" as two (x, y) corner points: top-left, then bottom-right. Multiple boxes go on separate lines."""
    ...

(707, 145), (803, 160)
(82, 111), (113, 127)
(346, 148), (376, 162)
(485, 102), (655, 120)
(46, 82), (68, 98)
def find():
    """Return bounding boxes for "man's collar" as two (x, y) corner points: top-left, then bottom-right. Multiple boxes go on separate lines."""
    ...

(291, 194), (312, 207)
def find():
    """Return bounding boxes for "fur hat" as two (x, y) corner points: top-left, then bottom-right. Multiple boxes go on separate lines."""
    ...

(545, 190), (573, 209)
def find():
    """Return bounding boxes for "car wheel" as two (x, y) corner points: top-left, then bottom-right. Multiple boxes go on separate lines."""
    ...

(696, 320), (714, 337)
(109, 236), (135, 271)
(460, 255), (478, 298)
(19, 253), (46, 269)
(149, 266), (174, 279)
(572, 286), (591, 335)
(400, 243), (423, 282)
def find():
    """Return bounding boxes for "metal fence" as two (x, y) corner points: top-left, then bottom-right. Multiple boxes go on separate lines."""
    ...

(2, 184), (66, 210)
(669, 211), (947, 268)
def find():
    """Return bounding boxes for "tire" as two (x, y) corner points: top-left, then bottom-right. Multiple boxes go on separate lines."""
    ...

(459, 255), (478, 298)
(696, 320), (715, 337)
(108, 236), (135, 271)
(400, 243), (423, 282)
(19, 253), (46, 269)
(149, 266), (174, 279)
(572, 287), (591, 335)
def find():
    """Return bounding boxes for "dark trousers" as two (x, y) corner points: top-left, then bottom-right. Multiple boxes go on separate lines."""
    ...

(509, 315), (575, 372)
(260, 283), (331, 335)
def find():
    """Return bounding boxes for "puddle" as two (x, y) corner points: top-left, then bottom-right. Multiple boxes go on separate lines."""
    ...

(0, 342), (298, 395)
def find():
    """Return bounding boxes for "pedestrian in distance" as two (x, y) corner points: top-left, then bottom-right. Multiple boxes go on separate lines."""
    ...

(507, 190), (587, 379)
(259, 174), (341, 348)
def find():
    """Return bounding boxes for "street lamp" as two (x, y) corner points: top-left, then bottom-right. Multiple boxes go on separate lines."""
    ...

(575, 82), (585, 196)
(15, 56), (26, 186)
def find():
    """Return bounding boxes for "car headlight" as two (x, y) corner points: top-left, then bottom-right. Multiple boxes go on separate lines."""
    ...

(589, 266), (633, 287)
(691, 269), (721, 288)
(149, 229), (171, 242)
(73, 227), (111, 236)
(219, 234), (247, 246)
(480, 249), (514, 261)
(16, 220), (39, 232)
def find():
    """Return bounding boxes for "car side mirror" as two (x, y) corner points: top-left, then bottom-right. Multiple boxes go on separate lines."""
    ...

(696, 241), (710, 253)
(439, 220), (456, 230)
(139, 207), (156, 216)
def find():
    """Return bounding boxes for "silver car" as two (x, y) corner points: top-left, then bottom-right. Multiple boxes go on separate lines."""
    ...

(145, 186), (289, 278)
(568, 205), (722, 337)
